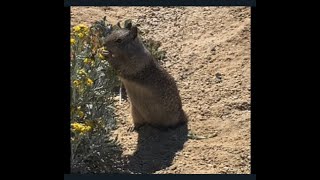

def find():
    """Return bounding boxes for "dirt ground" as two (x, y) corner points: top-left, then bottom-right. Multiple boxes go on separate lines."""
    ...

(71, 6), (251, 174)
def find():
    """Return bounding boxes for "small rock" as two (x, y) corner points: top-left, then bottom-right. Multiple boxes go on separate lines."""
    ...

(152, 7), (160, 11)
(171, 165), (177, 170)
(215, 73), (222, 79)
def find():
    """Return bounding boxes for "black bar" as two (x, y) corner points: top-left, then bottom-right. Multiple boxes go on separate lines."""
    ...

(64, 6), (71, 174)
(65, 174), (256, 180)
(250, 6), (256, 175)
(64, 0), (256, 7)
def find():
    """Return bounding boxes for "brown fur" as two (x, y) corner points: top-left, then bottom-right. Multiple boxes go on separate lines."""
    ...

(103, 25), (187, 130)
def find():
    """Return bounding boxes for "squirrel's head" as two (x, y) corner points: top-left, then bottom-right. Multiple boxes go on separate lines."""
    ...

(102, 22), (153, 75)
(103, 24), (138, 56)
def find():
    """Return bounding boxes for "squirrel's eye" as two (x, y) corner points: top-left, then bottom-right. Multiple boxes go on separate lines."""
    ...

(115, 38), (122, 43)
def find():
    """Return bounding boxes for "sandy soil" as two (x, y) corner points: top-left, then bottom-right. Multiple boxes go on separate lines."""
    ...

(71, 6), (251, 174)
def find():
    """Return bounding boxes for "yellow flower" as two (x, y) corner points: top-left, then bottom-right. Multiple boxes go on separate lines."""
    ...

(78, 111), (85, 118)
(98, 53), (104, 59)
(77, 33), (84, 38)
(78, 24), (89, 31)
(85, 126), (92, 132)
(73, 26), (81, 32)
(77, 69), (87, 76)
(72, 24), (88, 32)
(73, 80), (80, 87)
(86, 78), (94, 86)
(71, 123), (92, 133)
(70, 38), (76, 45)
(83, 58), (92, 65)
(73, 25), (81, 32)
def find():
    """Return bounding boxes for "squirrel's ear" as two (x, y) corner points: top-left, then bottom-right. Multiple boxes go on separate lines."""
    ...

(117, 22), (122, 28)
(124, 19), (132, 29)
(130, 26), (138, 39)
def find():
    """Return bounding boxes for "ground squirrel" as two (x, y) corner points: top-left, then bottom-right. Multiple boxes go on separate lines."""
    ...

(103, 23), (187, 130)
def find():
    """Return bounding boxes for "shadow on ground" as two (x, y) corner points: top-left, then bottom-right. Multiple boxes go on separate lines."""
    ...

(123, 122), (188, 173)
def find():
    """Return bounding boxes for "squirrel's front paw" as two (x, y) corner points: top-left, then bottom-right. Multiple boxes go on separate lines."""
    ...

(101, 50), (112, 58)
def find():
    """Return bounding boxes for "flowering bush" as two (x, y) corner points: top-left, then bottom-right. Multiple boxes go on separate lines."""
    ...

(70, 20), (124, 173)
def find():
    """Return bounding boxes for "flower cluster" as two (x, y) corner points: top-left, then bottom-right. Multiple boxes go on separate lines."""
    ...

(69, 19), (132, 173)
(72, 24), (89, 39)
(71, 122), (92, 134)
